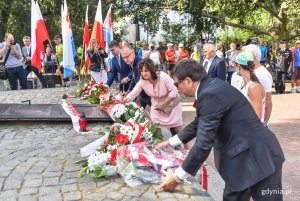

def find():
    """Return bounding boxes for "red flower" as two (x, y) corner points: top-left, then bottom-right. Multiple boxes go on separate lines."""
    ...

(110, 149), (117, 165)
(115, 134), (129, 145)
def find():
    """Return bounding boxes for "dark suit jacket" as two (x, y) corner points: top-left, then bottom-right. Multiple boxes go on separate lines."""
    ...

(106, 55), (133, 87)
(22, 45), (31, 68)
(206, 56), (226, 81)
(178, 78), (285, 192)
(128, 56), (143, 91)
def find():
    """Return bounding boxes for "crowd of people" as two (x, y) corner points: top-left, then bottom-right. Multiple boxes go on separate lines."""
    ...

(0, 32), (289, 200)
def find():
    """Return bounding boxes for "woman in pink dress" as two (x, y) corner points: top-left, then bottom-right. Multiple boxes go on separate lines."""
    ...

(126, 58), (182, 136)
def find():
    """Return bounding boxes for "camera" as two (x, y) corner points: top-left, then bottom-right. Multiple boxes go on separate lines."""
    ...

(150, 46), (155, 51)
(10, 40), (17, 45)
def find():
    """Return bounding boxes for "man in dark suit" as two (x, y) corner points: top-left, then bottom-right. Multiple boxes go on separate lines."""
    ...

(157, 59), (285, 201)
(106, 40), (132, 92)
(121, 46), (151, 108)
(22, 36), (47, 88)
(202, 43), (226, 81)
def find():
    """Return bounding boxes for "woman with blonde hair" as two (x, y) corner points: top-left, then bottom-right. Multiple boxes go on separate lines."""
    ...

(87, 38), (108, 83)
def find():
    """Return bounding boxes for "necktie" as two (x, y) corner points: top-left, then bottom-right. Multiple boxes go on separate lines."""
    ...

(27, 47), (30, 56)
(193, 100), (197, 108)
(118, 56), (121, 68)
(203, 61), (208, 71)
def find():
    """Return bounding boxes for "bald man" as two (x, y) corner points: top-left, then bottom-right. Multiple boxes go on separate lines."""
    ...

(202, 43), (226, 81)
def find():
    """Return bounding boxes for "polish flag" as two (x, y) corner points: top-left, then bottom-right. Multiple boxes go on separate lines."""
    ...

(90, 0), (105, 49)
(83, 5), (90, 69)
(31, 0), (50, 73)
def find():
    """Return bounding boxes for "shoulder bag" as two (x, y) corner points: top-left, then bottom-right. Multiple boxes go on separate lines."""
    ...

(0, 48), (11, 80)
(157, 73), (181, 114)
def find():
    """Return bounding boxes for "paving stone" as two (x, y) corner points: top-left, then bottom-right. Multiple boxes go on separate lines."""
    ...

(79, 182), (97, 190)
(106, 192), (125, 200)
(156, 192), (176, 199)
(28, 166), (45, 174)
(19, 187), (39, 196)
(124, 188), (143, 197)
(3, 178), (22, 190)
(59, 178), (77, 185)
(140, 192), (158, 200)
(39, 186), (60, 196)
(42, 171), (62, 177)
(104, 182), (124, 190)
(83, 192), (106, 200)
(23, 178), (43, 188)
(38, 193), (62, 201)
(19, 195), (38, 201)
(63, 191), (82, 201)
(0, 189), (18, 199)
(42, 177), (59, 186)
(60, 183), (78, 193)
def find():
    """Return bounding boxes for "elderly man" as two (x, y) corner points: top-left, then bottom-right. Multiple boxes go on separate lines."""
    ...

(0, 33), (27, 90)
(106, 40), (132, 92)
(242, 44), (273, 127)
(202, 43), (226, 81)
(157, 59), (284, 201)
(22, 36), (47, 88)
(120, 46), (151, 108)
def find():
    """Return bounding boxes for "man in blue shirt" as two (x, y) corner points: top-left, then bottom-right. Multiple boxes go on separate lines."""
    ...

(258, 38), (268, 66)
(291, 40), (300, 93)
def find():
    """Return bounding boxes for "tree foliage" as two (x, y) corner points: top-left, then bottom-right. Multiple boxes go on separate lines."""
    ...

(2, 0), (299, 49)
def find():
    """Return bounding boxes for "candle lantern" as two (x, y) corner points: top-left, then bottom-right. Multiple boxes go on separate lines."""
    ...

(79, 112), (87, 132)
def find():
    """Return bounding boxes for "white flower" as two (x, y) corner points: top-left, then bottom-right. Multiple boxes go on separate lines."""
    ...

(87, 151), (111, 170)
(119, 125), (134, 139)
(106, 144), (119, 151)
(142, 128), (153, 141)
(99, 95), (105, 104)
(110, 104), (127, 119)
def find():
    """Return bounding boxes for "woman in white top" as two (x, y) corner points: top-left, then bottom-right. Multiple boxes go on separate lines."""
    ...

(235, 52), (266, 122)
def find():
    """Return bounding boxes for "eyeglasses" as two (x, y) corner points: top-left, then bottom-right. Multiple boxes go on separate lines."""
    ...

(122, 51), (133, 60)
(174, 79), (184, 87)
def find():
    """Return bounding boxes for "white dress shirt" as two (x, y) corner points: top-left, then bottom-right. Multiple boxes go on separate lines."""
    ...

(203, 56), (216, 73)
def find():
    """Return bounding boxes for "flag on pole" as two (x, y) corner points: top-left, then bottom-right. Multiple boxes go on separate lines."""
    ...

(62, 0), (76, 78)
(91, 0), (105, 49)
(103, 4), (113, 67)
(103, 4), (113, 55)
(31, 0), (50, 73)
(35, 1), (50, 40)
(83, 5), (90, 69)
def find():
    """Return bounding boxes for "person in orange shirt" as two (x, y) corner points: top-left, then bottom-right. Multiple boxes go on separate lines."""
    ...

(178, 43), (189, 60)
(165, 43), (176, 76)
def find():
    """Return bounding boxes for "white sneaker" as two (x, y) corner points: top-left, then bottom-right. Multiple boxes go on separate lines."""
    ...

(296, 87), (300, 93)
(291, 88), (297, 93)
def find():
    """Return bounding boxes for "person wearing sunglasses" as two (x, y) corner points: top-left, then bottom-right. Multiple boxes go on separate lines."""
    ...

(156, 59), (284, 201)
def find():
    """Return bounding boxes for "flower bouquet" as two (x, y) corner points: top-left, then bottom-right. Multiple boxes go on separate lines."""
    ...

(76, 118), (163, 179)
(116, 142), (189, 187)
(76, 81), (109, 104)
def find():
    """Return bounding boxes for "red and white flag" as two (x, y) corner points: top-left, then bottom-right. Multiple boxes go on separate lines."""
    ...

(31, 0), (50, 73)
(90, 0), (105, 49)
(83, 5), (90, 69)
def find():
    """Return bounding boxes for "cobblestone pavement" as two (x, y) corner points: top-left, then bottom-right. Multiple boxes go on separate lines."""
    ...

(0, 87), (212, 201)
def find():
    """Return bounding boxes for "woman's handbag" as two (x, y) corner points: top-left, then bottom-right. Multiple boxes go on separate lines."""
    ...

(162, 94), (181, 114)
(157, 73), (181, 114)
(0, 49), (11, 80)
